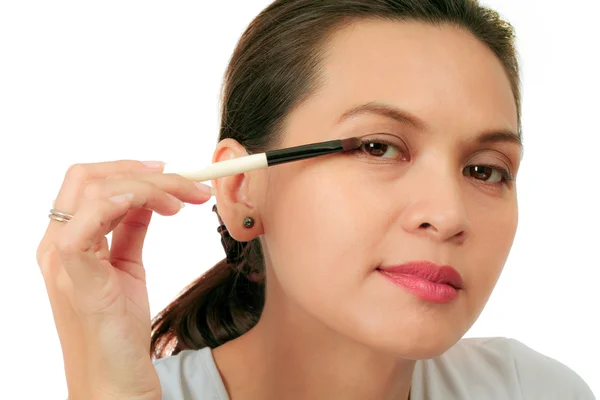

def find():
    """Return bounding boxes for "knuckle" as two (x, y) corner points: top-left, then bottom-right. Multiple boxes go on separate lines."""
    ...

(36, 242), (56, 275)
(122, 219), (150, 230)
(36, 245), (48, 269)
(111, 172), (128, 180)
(139, 181), (158, 198)
(35, 241), (47, 266)
(65, 163), (88, 182)
(82, 181), (103, 199)
(37, 243), (66, 284)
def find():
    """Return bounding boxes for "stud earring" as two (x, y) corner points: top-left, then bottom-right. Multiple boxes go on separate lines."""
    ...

(243, 217), (255, 228)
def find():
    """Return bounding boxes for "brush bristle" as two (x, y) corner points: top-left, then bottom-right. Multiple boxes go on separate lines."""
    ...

(341, 137), (362, 151)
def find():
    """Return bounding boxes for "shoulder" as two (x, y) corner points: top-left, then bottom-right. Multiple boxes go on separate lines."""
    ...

(435, 337), (595, 399)
(153, 347), (229, 400)
(501, 338), (595, 398)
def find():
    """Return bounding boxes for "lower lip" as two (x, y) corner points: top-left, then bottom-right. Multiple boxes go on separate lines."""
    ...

(377, 270), (459, 304)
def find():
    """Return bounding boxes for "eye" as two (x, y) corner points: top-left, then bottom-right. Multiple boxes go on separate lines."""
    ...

(353, 136), (407, 161)
(463, 165), (512, 184)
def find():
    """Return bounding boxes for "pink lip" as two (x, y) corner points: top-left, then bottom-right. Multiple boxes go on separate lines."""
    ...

(377, 261), (464, 304)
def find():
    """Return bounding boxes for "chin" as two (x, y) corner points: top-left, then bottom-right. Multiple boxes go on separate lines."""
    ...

(374, 331), (462, 360)
(347, 315), (466, 360)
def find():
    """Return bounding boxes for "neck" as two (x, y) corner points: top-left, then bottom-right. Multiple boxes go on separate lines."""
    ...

(213, 288), (415, 400)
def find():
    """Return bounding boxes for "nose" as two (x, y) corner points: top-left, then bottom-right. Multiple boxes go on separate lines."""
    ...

(399, 165), (470, 244)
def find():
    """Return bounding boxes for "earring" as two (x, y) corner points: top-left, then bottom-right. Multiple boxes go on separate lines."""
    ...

(243, 217), (255, 228)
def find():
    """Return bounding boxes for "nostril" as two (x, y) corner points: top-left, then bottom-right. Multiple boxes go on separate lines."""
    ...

(420, 223), (432, 228)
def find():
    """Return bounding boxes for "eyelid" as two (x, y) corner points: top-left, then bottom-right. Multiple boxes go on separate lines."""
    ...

(468, 164), (514, 182)
(350, 132), (410, 162)
(357, 132), (408, 146)
(467, 151), (513, 176)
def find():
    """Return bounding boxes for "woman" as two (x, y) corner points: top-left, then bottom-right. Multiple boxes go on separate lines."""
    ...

(37, 0), (595, 399)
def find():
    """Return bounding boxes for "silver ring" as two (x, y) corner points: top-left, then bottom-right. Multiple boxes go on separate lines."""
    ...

(49, 208), (74, 223)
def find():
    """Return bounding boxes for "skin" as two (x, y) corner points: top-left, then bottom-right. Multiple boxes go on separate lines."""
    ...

(38, 159), (213, 399)
(212, 20), (521, 400)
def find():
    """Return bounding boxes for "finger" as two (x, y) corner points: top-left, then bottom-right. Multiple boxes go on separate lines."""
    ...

(58, 182), (187, 278)
(54, 160), (166, 214)
(43, 159), (166, 256)
(56, 194), (134, 294)
(106, 177), (213, 268)
(64, 184), (185, 251)
(109, 207), (153, 273)
(40, 161), (165, 258)
(54, 178), (187, 284)
(107, 177), (212, 269)
(83, 173), (213, 207)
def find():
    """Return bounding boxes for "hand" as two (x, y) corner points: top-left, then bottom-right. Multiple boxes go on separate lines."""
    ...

(36, 160), (213, 400)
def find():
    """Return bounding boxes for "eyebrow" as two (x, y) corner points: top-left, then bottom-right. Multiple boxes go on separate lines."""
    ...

(338, 102), (427, 130)
(475, 129), (522, 147)
(338, 101), (522, 148)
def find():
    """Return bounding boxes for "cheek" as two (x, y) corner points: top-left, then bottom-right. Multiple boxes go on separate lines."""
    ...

(465, 199), (518, 313)
(261, 163), (382, 304)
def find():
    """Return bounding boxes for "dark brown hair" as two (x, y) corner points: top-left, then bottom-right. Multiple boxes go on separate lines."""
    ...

(150, 0), (521, 360)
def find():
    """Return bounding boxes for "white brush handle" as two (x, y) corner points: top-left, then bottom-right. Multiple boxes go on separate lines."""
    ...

(167, 153), (268, 182)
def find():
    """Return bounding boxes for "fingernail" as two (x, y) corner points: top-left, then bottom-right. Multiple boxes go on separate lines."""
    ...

(194, 182), (213, 196)
(142, 161), (165, 170)
(110, 193), (134, 203)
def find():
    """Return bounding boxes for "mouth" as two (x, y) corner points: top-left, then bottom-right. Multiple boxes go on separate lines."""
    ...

(376, 261), (464, 303)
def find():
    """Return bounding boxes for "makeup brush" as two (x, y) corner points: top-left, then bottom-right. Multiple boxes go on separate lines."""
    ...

(167, 137), (362, 183)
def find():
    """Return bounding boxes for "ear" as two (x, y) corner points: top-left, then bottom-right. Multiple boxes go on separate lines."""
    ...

(211, 138), (263, 242)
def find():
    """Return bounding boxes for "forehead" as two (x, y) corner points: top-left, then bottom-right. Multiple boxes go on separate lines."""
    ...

(293, 19), (517, 138)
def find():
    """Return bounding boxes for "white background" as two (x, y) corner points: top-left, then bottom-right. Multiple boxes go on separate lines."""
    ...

(1, 0), (598, 398)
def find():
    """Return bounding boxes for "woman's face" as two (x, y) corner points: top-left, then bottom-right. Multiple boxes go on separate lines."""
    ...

(256, 20), (521, 358)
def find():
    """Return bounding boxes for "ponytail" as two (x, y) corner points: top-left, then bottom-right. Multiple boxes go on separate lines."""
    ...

(150, 206), (265, 360)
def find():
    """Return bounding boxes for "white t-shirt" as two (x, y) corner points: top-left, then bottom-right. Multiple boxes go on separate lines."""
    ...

(153, 337), (595, 399)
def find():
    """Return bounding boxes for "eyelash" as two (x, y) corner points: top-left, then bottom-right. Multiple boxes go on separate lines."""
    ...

(350, 137), (406, 162)
(464, 164), (515, 187)
(350, 136), (515, 187)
